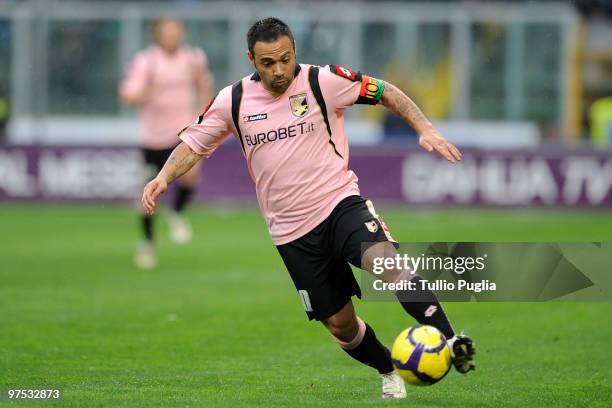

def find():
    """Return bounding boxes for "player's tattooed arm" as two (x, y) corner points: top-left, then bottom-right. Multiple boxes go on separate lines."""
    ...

(142, 142), (202, 215)
(160, 142), (202, 184)
(380, 81), (462, 163)
(380, 81), (431, 133)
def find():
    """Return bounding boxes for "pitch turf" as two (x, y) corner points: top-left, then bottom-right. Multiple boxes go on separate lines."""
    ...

(1, 203), (611, 407)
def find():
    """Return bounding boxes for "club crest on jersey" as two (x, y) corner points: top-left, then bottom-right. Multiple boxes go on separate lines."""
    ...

(365, 220), (379, 233)
(289, 93), (309, 117)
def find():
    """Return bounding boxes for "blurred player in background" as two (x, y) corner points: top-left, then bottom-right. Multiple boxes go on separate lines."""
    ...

(120, 18), (213, 269)
(142, 17), (474, 399)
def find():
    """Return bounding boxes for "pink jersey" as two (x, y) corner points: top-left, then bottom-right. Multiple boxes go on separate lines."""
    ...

(120, 45), (212, 149)
(180, 63), (385, 244)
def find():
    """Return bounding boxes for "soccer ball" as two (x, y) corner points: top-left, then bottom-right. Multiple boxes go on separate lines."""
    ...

(391, 325), (452, 386)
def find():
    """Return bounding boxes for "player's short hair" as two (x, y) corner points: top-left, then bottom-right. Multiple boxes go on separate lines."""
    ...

(247, 17), (295, 55)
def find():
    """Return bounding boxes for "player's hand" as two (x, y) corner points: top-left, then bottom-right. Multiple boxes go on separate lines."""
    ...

(142, 177), (168, 215)
(418, 128), (462, 163)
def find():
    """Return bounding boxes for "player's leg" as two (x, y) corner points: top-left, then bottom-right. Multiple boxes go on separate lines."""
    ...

(276, 232), (405, 399)
(135, 148), (163, 269)
(323, 196), (410, 398)
(336, 196), (475, 373)
(169, 156), (200, 244)
(362, 241), (455, 338)
(321, 300), (393, 374)
(321, 300), (406, 399)
(361, 241), (475, 373)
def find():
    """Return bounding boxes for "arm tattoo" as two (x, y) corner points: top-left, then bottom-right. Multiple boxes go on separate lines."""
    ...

(160, 142), (202, 183)
(380, 81), (431, 132)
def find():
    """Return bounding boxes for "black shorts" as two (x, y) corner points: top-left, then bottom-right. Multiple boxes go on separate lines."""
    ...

(276, 195), (395, 321)
(142, 146), (177, 177)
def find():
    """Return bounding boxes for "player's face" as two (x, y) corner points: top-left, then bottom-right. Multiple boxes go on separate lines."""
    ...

(155, 20), (185, 53)
(248, 35), (297, 96)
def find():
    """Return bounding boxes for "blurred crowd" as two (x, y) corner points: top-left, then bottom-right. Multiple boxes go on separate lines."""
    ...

(0, 0), (611, 145)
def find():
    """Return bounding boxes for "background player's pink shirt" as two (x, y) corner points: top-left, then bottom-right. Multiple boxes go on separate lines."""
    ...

(180, 64), (378, 245)
(120, 45), (211, 149)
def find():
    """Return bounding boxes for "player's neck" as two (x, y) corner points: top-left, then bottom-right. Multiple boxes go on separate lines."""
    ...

(157, 45), (181, 55)
(263, 81), (293, 98)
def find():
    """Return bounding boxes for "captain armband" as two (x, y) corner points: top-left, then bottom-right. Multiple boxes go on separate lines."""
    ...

(356, 75), (385, 105)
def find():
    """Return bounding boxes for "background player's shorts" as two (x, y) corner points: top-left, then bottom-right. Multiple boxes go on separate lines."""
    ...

(142, 146), (177, 178)
(276, 195), (395, 321)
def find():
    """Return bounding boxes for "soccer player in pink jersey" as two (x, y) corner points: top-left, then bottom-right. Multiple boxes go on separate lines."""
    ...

(141, 18), (475, 399)
(120, 18), (213, 269)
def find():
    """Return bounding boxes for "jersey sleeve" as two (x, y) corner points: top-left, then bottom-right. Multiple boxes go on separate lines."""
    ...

(119, 51), (150, 100)
(179, 86), (233, 159)
(319, 65), (385, 110)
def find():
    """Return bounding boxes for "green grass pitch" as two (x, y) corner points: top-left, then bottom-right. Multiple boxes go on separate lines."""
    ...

(1, 203), (611, 407)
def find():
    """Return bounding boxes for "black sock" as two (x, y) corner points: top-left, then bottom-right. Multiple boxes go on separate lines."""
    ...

(395, 275), (455, 339)
(342, 323), (394, 374)
(142, 215), (153, 241)
(173, 186), (194, 213)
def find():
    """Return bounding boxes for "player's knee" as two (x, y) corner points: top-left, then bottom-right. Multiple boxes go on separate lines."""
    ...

(323, 314), (358, 341)
(362, 241), (407, 283)
(362, 241), (395, 269)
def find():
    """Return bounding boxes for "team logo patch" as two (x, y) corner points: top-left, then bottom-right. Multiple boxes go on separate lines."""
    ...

(289, 93), (309, 117)
(242, 113), (268, 122)
(365, 200), (396, 242)
(424, 305), (438, 317)
(365, 220), (379, 233)
(334, 65), (357, 81)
